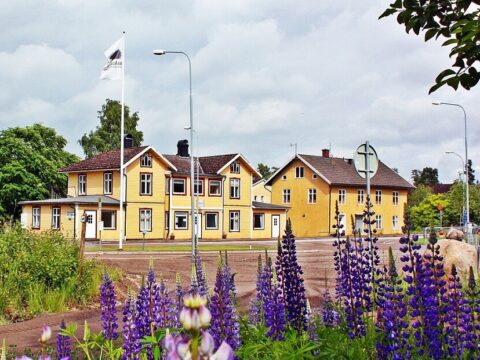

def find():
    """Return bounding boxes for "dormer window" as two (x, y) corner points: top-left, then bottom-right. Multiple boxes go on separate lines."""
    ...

(141, 153), (152, 167)
(230, 161), (240, 173)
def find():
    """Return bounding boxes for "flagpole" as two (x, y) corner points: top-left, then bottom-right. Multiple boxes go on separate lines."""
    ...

(119, 31), (126, 250)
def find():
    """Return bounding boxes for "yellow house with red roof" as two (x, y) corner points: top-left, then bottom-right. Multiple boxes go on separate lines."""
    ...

(19, 140), (288, 241)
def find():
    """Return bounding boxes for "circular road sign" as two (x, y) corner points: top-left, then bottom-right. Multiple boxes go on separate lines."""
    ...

(353, 143), (379, 179)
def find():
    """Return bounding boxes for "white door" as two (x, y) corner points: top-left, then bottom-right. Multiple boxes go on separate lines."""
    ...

(272, 215), (280, 238)
(195, 214), (202, 239)
(85, 211), (96, 239)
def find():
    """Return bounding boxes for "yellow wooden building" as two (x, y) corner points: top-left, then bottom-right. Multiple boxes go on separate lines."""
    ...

(20, 140), (288, 241)
(265, 149), (413, 237)
(252, 178), (272, 203)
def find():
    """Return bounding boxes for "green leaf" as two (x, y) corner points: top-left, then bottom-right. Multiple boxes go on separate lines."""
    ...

(379, 7), (398, 19)
(428, 80), (447, 94)
(447, 76), (460, 90)
(435, 68), (456, 83)
(442, 38), (458, 47)
(425, 28), (438, 41)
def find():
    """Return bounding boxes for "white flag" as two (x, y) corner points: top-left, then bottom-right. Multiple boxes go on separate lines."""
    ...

(100, 37), (124, 80)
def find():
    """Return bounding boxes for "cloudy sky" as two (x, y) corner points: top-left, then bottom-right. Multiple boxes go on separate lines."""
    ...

(1, 0), (479, 183)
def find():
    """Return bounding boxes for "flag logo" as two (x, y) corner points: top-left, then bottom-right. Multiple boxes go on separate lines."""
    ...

(100, 37), (124, 80)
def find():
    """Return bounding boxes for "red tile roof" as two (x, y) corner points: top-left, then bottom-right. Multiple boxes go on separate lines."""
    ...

(163, 154), (237, 175)
(60, 146), (148, 172)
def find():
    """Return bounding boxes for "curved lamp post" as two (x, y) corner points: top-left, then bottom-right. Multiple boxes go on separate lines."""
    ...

(446, 151), (467, 233)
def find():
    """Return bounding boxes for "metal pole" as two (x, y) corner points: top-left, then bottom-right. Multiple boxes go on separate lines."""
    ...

(446, 151), (466, 235)
(119, 31), (126, 250)
(365, 141), (372, 240)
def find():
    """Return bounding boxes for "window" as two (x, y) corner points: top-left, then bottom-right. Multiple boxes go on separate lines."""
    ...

(254, 195), (257, 201)
(230, 161), (240, 173)
(78, 174), (86, 195)
(101, 211), (116, 230)
(229, 211), (240, 232)
(312, 174), (318, 179)
(376, 215), (382, 229)
(103, 172), (113, 194)
(282, 175), (287, 180)
(230, 178), (240, 199)
(392, 215), (399, 230)
(165, 211), (169, 229)
(253, 214), (265, 229)
(140, 153), (152, 167)
(173, 178), (186, 194)
(209, 180), (222, 196)
(260, 195), (264, 202)
(32, 207), (40, 229)
(175, 212), (188, 230)
(282, 189), (291, 204)
(338, 189), (346, 204)
(206, 212), (218, 229)
(357, 190), (364, 204)
(295, 166), (304, 178)
(308, 189), (317, 204)
(52, 207), (60, 229)
(139, 209), (152, 232)
(375, 190), (382, 204)
(194, 179), (204, 195)
(393, 191), (399, 206)
(140, 173), (152, 195)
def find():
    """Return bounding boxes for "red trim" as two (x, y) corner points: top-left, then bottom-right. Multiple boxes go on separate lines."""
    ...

(172, 177), (187, 196)
(32, 206), (41, 229)
(253, 213), (265, 230)
(230, 161), (240, 174)
(208, 179), (222, 197)
(139, 208), (152, 232)
(194, 178), (205, 196)
(139, 172), (153, 196)
(205, 212), (219, 230)
(229, 177), (241, 199)
(101, 210), (117, 230)
(103, 171), (113, 195)
(174, 211), (189, 230)
(140, 153), (153, 168)
(229, 210), (240, 232)
(51, 206), (61, 230)
(78, 174), (87, 196)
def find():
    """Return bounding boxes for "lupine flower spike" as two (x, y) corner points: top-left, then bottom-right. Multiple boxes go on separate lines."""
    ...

(100, 273), (118, 340)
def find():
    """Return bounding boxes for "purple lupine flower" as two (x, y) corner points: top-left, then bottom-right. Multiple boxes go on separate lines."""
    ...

(135, 268), (157, 339)
(375, 248), (410, 359)
(209, 256), (241, 351)
(276, 219), (307, 332)
(172, 272), (184, 328)
(194, 251), (209, 297)
(99, 273), (118, 340)
(320, 288), (340, 327)
(332, 202), (346, 301)
(306, 304), (319, 356)
(122, 292), (141, 360)
(248, 254), (263, 325)
(464, 266), (479, 355)
(262, 255), (286, 341)
(222, 251), (237, 302)
(56, 319), (71, 360)
(154, 277), (174, 329)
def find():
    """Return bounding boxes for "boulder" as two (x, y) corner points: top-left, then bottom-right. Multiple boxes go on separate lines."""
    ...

(426, 239), (478, 280)
(446, 227), (465, 241)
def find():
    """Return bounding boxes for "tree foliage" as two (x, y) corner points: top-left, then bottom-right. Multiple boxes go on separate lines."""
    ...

(79, 99), (144, 158)
(408, 184), (433, 208)
(411, 167), (439, 186)
(0, 124), (79, 220)
(444, 181), (480, 224)
(380, 0), (480, 93)
(257, 163), (279, 179)
(467, 159), (476, 184)
(409, 193), (449, 228)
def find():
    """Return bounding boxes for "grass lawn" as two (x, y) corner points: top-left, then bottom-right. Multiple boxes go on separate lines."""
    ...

(87, 243), (276, 252)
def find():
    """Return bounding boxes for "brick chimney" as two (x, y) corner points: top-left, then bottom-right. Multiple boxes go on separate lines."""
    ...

(322, 148), (330, 158)
(177, 139), (189, 157)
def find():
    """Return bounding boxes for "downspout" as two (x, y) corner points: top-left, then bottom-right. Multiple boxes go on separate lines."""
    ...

(169, 174), (173, 239)
(328, 187), (332, 236)
(222, 176), (226, 237)
(124, 173), (128, 241)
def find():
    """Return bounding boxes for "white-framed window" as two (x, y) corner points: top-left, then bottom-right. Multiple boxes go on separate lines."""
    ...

(282, 189), (291, 204)
(308, 188), (317, 204)
(140, 209), (152, 232)
(230, 161), (240, 173)
(282, 175), (287, 180)
(101, 210), (116, 230)
(376, 215), (382, 229)
(194, 179), (204, 195)
(295, 166), (304, 178)
(392, 215), (399, 230)
(229, 211), (240, 232)
(357, 189), (364, 205)
(103, 172), (113, 194)
(173, 178), (186, 194)
(205, 212), (218, 230)
(338, 189), (346, 204)
(230, 178), (240, 199)
(375, 190), (382, 205)
(78, 174), (86, 195)
(209, 180), (222, 196)
(140, 153), (152, 167)
(140, 173), (152, 195)
(253, 213), (265, 230)
(32, 207), (40, 229)
(175, 212), (188, 230)
(393, 191), (399, 206)
(52, 207), (60, 229)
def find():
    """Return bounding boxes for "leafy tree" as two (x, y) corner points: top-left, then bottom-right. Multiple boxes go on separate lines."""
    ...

(443, 181), (480, 225)
(411, 167), (439, 186)
(257, 163), (279, 179)
(408, 184), (433, 208)
(380, 0), (480, 93)
(467, 159), (476, 184)
(79, 99), (144, 158)
(409, 193), (449, 229)
(0, 124), (79, 221)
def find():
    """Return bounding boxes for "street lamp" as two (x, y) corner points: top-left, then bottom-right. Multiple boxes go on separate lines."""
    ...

(433, 102), (470, 240)
(154, 49), (196, 260)
(185, 126), (200, 248)
(446, 151), (467, 234)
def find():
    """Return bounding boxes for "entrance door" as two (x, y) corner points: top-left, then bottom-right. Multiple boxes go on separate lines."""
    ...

(272, 215), (280, 238)
(355, 215), (364, 235)
(195, 213), (202, 239)
(85, 210), (96, 239)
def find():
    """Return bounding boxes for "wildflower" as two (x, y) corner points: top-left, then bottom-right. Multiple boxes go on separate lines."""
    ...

(320, 288), (339, 327)
(180, 294), (211, 331)
(154, 276), (174, 329)
(40, 325), (51, 343)
(56, 320), (71, 360)
(263, 256), (286, 341)
(172, 272), (184, 328)
(122, 292), (141, 360)
(99, 273), (118, 340)
(248, 254), (263, 325)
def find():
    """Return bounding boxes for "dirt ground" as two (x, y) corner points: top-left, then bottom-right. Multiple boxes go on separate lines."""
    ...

(0, 237), (402, 353)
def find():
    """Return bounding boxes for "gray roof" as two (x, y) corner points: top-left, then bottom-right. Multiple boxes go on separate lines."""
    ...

(19, 195), (120, 206)
(252, 201), (289, 210)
